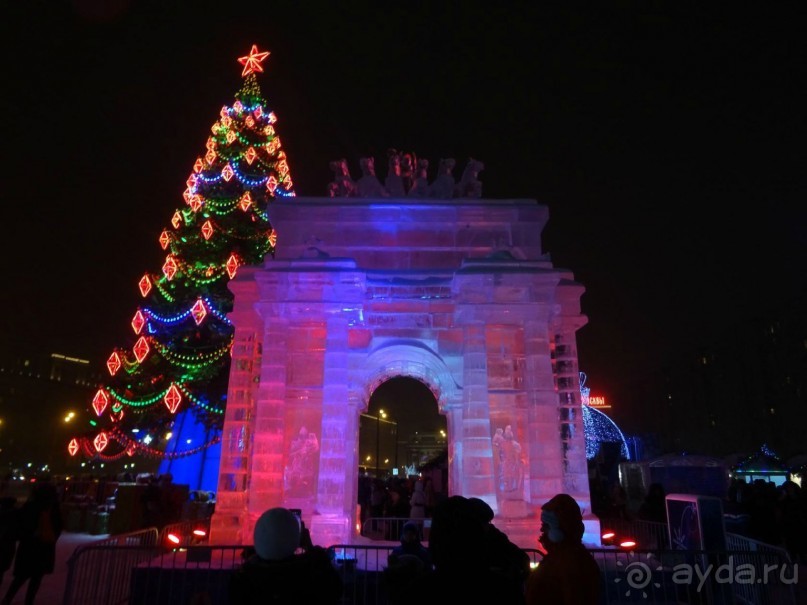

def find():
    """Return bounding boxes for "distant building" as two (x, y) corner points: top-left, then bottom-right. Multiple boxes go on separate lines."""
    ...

(637, 305), (807, 459)
(402, 430), (447, 469)
(0, 351), (101, 473)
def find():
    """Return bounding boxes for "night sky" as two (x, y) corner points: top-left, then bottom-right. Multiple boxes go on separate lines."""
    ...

(3, 2), (806, 437)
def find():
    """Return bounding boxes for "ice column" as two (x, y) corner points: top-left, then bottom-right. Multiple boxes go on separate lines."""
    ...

(525, 318), (564, 506)
(314, 316), (352, 524)
(459, 324), (497, 498)
(209, 271), (260, 544)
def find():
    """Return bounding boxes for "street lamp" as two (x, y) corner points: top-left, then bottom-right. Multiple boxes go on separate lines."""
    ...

(375, 409), (385, 478)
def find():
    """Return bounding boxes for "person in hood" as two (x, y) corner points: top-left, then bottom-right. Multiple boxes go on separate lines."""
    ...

(228, 507), (342, 604)
(525, 494), (601, 605)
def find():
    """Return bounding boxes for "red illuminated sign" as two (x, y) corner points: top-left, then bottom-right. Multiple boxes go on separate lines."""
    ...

(586, 395), (611, 409)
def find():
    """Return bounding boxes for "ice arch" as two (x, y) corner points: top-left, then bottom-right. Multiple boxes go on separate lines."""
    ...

(208, 195), (599, 547)
(361, 340), (460, 413)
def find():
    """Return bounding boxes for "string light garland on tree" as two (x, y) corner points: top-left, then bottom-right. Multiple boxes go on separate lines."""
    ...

(68, 45), (295, 466)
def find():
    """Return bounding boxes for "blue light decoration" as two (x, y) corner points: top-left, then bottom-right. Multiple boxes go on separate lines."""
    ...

(731, 443), (789, 486)
(580, 372), (631, 461)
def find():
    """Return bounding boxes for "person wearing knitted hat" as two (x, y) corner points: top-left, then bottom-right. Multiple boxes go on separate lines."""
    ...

(228, 507), (342, 604)
(525, 494), (601, 605)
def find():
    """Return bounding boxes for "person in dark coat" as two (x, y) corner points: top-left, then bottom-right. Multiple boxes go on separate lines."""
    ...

(1, 481), (63, 605)
(525, 493), (601, 605)
(468, 497), (531, 600)
(228, 507), (342, 605)
(412, 496), (525, 605)
(0, 497), (18, 589)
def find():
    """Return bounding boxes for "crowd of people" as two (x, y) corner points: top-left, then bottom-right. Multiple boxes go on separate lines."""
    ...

(4, 468), (804, 604)
(227, 492), (600, 605)
(592, 475), (807, 563)
(725, 477), (807, 563)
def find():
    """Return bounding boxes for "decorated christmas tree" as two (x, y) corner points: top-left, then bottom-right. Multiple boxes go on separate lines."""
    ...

(68, 45), (294, 490)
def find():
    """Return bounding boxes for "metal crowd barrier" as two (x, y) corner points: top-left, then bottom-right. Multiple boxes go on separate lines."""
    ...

(63, 528), (160, 605)
(597, 518), (671, 550)
(360, 517), (431, 541)
(158, 517), (212, 547)
(63, 542), (798, 605)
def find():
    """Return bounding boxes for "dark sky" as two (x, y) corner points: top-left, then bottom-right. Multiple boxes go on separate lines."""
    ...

(3, 2), (806, 435)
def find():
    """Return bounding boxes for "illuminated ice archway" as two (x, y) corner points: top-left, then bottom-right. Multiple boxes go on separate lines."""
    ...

(209, 195), (598, 548)
(360, 341), (460, 413)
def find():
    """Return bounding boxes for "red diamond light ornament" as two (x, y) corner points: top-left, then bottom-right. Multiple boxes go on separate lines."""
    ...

(94, 432), (109, 453)
(163, 255), (177, 281)
(201, 220), (214, 240)
(191, 299), (207, 325)
(171, 211), (182, 229)
(133, 336), (150, 363)
(68, 438), (79, 457)
(193, 158), (204, 173)
(159, 230), (171, 250)
(132, 309), (146, 334)
(205, 149), (217, 164)
(222, 164), (234, 182)
(92, 389), (109, 416)
(107, 352), (121, 376)
(226, 254), (239, 279)
(138, 275), (152, 297)
(164, 384), (182, 414)
(245, 147), (257, 165)
(239, 191), (253, 211)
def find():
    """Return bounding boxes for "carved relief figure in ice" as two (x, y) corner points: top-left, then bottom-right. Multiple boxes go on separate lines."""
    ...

(492, 427), (505, 463)
(498, 425), (524, 496)
(284, 426), (320, 494)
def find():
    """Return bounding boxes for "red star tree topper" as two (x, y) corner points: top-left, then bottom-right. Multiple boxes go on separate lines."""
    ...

(238, 44), (270, 77)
